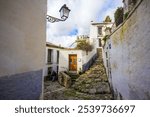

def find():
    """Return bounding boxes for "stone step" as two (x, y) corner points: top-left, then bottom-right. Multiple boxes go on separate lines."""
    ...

(64, 89), (113, 100)
(73, 81), (111, 94)
(70, 48), (113, 99)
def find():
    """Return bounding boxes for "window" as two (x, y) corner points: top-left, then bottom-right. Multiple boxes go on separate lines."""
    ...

(57, 50), (59, 64)
(106, 52), (108, 58)
(99, 39), (102, 47)
(109, 43), (111, 49)
(48, 67), (52, 75)
(47, 49), (52, 63)
(98, 27), (102, 36)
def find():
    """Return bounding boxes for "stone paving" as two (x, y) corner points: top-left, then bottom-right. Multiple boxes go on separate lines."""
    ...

(44, 48), (113, 100)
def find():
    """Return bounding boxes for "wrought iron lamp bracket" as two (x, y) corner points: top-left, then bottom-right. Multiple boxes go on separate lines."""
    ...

(46, 15), (66, 23)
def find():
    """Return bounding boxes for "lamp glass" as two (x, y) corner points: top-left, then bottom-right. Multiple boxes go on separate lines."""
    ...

(59, 4), (70, 20)
(63, 8), (70, 18)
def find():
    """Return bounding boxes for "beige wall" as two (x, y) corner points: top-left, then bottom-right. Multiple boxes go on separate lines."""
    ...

(0, 0), (47, 76)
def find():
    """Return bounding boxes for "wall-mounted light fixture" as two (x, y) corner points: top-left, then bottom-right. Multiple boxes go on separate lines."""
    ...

(47, 4), (71, 23)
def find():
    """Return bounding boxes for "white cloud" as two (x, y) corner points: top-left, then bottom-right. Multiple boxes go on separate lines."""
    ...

(47, 0), (123, 47)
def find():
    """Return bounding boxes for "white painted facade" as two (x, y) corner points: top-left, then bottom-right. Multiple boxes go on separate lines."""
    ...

(59, 49), (82, 73)
(89, 22), (113, 49)
(59, 48), (96, 73)
(89, 22), (113, 69)
(104, 0), (150, 99)
(44, 43), (62, 77)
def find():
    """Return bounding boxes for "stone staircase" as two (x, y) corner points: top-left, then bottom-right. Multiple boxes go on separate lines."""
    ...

(72, 48), (113, 99)
(44, 48), (113, 100)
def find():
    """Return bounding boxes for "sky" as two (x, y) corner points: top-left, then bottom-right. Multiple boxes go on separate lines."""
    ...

(47, 0), (123, 47)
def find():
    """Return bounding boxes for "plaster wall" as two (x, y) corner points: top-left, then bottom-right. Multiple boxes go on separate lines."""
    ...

(90, 23), (113, 49)
(0, 0), (47, 99)
(44, 46), (61, 76)
(59, 48), (97, 73)
(59, 50), (83, 72)
(105, 0), (150, 99)
(0, 0), (46, 76)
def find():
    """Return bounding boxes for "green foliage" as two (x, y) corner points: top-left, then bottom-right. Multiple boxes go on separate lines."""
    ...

(114, 7), (123, 27)
(124, 11), (129, 20)
(104, 16), (112, 22)
(102, 35), (109, 47)
(75, 39), (93, 52)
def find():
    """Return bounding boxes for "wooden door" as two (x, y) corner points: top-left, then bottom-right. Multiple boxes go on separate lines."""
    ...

(69, 54), (77, 71)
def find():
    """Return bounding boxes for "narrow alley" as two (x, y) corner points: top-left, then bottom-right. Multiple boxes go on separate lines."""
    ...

(44, 48), (113, 100)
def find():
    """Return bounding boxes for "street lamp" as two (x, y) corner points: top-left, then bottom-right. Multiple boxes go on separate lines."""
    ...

(47, 4), (71, 23)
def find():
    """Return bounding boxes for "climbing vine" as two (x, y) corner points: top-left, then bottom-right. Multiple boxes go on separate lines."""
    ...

(102, 35), (109, 47)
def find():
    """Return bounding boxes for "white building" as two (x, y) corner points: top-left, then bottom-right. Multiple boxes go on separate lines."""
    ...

(58, 35), (97, 74)
(59, 21), (114, 74)
(89, 22), (113, 49)
(44, 42), (63, 77)
(59, 48), (97, 73)
(89, 21), (113, 72)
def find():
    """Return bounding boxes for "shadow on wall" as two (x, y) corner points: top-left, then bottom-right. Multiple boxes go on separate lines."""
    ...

(82, 54), (97, 72)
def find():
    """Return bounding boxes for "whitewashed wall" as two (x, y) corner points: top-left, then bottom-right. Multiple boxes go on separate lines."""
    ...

(44, 46), (61, 76)
(82, 49), (97, 65)
(89, 23), (113, 49)
(104, 0), (150, 99)
(59, 50), (83, 72)
(0, 0), (47, 99)
(59, 48), (97, 73)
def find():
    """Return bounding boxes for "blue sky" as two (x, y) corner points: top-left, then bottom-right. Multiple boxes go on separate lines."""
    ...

(47, 0), (123, 47)
(69, 28), (78, 36)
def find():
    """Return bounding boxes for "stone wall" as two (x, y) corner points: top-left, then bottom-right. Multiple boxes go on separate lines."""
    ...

(0, 0), (47, 99)
(105, 0), (150, 99)
(58, 72), (72, 88)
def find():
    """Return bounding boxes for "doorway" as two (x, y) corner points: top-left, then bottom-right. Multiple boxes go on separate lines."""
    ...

(69, 54), (77, 71)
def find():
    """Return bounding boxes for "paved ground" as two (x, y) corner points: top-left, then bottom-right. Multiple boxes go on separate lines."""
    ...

(44, 81), (112, 100)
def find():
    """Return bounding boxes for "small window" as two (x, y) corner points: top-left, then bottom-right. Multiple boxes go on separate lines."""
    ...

(109, 43), (111, 49)
(57, 50), (59, 64)
(106, 52), (108, 58)
(98, 27), (102, 36)
(47, 49), (52, 63)
(99, 39), (102, 47)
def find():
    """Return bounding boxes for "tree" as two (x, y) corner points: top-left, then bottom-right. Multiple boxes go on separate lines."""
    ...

(114, 7), (123, 27)
(104, 16), (112, 22)
(75, 39), (93, 54)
